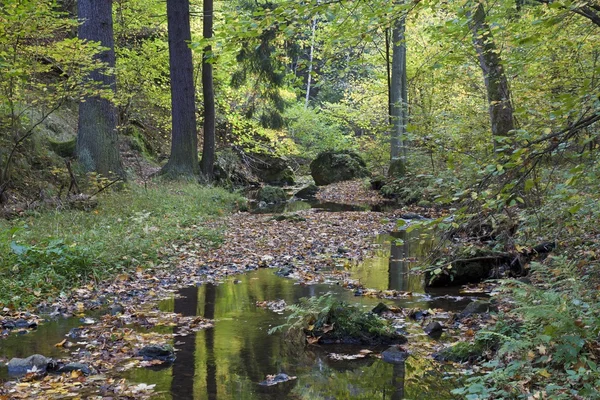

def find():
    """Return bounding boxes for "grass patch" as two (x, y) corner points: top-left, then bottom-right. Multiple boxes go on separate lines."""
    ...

(0, 183), (244, 308)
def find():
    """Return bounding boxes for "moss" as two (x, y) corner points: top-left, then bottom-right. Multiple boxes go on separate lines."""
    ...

(257, 185), (287, 203)
(437, 341), (486, 362)
(47, 137), (76, 158)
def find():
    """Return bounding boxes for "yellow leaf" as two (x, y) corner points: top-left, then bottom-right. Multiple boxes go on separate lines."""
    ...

(538, 369), (552, 378)
(537, 344), (547, 355)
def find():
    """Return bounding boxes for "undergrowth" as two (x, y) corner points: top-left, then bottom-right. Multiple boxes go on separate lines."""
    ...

(453, 257), (600, 399)
(270, 293), (398, 344)
(0, 183), (243, 308)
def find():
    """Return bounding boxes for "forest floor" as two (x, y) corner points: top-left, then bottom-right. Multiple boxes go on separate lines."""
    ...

(0, 180), (490, 399)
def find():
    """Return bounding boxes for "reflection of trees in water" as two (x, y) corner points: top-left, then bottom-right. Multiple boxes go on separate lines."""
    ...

(205, 284), (217, 400)
(391, 362), (406, 400)
(388, 230), (431, 293)
(171, 286), (199, 399)
(292, 355), (456, 399)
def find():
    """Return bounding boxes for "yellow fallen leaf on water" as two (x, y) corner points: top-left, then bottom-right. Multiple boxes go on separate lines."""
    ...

(55, 339), (66, 347)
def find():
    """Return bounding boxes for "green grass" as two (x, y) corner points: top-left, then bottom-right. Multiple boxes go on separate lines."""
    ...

(0, 183), (244, 308)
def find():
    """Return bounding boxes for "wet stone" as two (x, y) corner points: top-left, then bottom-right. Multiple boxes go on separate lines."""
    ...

(382, 346), (409, 364)
(109, 304), (125, 316)
(7, 354), (53, 376)
(424, 321), (444, 337)
(459, 300), (494, 318)
(137, 345), (176, 363)
(56, 362), (94, 376)
(275, 266), (293, 277)
(371, 302), (391, 315)
(68, 327), (84, 339)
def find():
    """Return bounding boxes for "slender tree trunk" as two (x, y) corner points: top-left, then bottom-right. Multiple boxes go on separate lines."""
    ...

(201, 0), (215, 180)
(389, 12), (408, 175)
(161, 0), (199, 178)
(385, 28), (392, 125)
(305, 2), (319, 109)
(469, 2), (515, 152)
(77, 0), (124, 179)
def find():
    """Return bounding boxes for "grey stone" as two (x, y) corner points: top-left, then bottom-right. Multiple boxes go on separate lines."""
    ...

(56, 362), (94, 376)
(424, 321), (444, 337)
(7, 354), (52, 376)
(382, 346), (409, 364)
(460, 300), (494, 318)
(137, 345), (176, 363)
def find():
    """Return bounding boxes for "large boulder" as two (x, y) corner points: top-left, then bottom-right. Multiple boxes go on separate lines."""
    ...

(257, 186), (287, 204)
(214, 149), (260, 188)
(250, 153), (295, 186)
(295, 184), (319, 200)
(310, 150), (369, 186)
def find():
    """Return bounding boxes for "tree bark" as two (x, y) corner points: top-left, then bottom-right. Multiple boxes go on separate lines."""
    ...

(389, 12), (408, 174)
(305, 1), (319, 109)
(77, 0), (125, 179)
(161, 0), (199, 178)
(201, 0), (215, 180)
(469, 2), (515, 152)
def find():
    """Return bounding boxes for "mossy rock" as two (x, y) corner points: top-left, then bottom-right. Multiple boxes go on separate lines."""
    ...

(435, 341), (485, 363)
(47, 137), (76, 158)
(250, 153), (295, 186)
(295, 184), (319, 199)
(257, 186), (287, 204)
(310, 150), (369, 186)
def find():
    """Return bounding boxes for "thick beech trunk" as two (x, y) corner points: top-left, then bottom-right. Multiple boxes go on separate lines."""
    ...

(201, 0), (215, 180)
(77, 0), (124, 179)
(390, 14), (408, 173)
(470, 2), (515, 152)
(161, 0), (199, 178)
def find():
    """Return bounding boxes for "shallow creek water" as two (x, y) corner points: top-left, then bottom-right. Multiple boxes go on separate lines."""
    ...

(0, 207), (476, 399)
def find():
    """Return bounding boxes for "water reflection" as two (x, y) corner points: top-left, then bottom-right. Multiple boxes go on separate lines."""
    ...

(124, 270), (458, 399)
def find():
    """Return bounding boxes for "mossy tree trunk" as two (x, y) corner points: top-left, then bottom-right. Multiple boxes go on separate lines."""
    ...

(469, 1), (515, 153)
(200, 0), (215, 181)
(77, 0), (125, 180)
(161, 0), (199, 178)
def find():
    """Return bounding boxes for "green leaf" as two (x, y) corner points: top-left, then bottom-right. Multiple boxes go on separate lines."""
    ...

(10, 241), (27, 255)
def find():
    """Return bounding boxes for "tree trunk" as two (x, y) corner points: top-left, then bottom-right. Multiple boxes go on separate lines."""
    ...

(469, 2), (515, 152)
(305, 2), (319, 109)
(161, 0), (199, 178)
(200, 0), (215, 180)
(77, 0), (124, 179)
(389, 12), (408, 175)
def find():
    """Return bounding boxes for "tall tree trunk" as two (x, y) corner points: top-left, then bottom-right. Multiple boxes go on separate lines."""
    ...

(77, 0), (124, 179)
(389, 12), (408, 176)
(161, 0), (199, 178)
(469, 2), (515, 152)
(201, 0), (215, 180)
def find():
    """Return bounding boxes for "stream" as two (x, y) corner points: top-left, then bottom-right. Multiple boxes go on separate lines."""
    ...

(0, 203), (479, 399)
